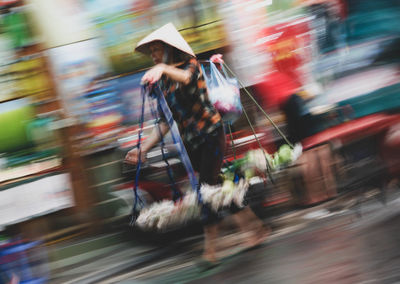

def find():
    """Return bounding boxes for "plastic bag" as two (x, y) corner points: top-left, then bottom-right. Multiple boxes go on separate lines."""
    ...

(201, 62), (242, 123)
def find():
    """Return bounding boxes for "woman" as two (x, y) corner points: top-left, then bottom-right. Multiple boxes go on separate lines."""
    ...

(125, 23), (268, 264)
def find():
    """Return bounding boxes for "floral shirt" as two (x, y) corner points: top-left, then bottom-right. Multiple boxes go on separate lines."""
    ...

(158, 58), (222, 150)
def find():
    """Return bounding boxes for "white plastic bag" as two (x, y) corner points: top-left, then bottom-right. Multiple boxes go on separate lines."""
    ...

(201, 62), (242, 123)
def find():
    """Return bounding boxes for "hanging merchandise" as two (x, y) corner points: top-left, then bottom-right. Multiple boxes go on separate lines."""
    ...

(47, 39), (109, 120)
(83, 80), (123, 135)
(200, 144), (302, 213)
(12, 55), (51, 100)
(1, 7), (35, 49)
(0, 35), (17, 102)
(0, 54), (53, 103)
(244, 144), (303, 173)
(200, 179), (249, 212)
(201, 61), (242, 124)
(83, 0), (227, 74)
(0, 98), (35, 153)
(136, 191), (200, 231)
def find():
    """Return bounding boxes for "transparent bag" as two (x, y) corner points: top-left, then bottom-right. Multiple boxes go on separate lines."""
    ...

(201, 62), (242, 123)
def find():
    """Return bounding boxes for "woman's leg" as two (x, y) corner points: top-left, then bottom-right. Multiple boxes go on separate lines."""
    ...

(203, 224), (218, 262)
(228, 200), (269, 248)
(232, 207), (270, 247)
(197, 127), (226, 261)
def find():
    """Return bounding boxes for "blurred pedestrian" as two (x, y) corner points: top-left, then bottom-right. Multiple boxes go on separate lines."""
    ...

(125, 23), (268, 265)
(254, 71), (314, 143)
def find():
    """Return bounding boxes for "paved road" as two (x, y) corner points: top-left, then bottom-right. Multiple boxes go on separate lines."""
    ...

(102, 193), (400, 284)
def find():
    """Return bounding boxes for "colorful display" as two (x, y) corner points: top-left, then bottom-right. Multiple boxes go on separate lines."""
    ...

(0, 98), (35, 153)
(83, 0), (227, 74)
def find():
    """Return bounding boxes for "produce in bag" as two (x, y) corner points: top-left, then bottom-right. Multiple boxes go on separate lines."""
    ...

(245, 148), (274, 172)
(201, 62), (242, 123)
(274, 143), (303, 168)
(278, 144), (292, 164)
(245, 143), (303, 171)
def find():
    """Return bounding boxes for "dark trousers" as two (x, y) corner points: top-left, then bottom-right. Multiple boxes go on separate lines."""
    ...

(186, 125), (242, 225)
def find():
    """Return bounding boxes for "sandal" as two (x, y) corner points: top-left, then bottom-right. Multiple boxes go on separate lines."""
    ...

(241, 224), (271, 252)
(196, 258), (221, 271)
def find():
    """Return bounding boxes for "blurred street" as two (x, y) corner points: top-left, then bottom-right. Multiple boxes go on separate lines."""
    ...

(48, 186), (400, 284)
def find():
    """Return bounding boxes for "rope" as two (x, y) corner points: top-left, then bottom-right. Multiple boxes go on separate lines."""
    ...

(227, 123), (237, 160)
(222, 62), (294, 148)
(151, 85), (202, 203)
(148, 95), (181, 201)
(241, 99), (275, 183)
(129, 86), (146, 226)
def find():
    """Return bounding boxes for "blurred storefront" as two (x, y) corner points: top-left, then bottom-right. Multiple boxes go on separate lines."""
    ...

(0, 0), (232, 243)
(0, 0), (337, 239)
(82, 0), (228, 74)
(0, 0), (80, 243)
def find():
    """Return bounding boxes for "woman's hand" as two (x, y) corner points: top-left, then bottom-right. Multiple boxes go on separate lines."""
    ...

(141, 64), (166, 85)
(125, 148), (147, 165)
(210, 54), (224, 64)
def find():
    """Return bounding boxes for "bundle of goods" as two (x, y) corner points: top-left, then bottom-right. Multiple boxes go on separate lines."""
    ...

(135, 144), (303, 230)
(200, 178), (249, 212)
(136, 191), (201, 231)
(131, 58), (303, 232)
(245, 143), (303, 173)
(135, 175), (249, 230)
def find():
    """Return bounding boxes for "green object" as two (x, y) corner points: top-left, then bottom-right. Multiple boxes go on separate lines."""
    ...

(266, 153), (275, 170)
(278, 144), (292, 164)
(0, 234), (11, 245)
(345, 1), (400, 43)
(5, 148), (60, 167)
(26, 117), (58, 150)
(0, 98), (35, 153)
(223, 171), (234, 182)
(273, 154), (280, 167)
(244, 168), (255, 179)
(2, 10), (33, 49)
(223, 157), (246, 175)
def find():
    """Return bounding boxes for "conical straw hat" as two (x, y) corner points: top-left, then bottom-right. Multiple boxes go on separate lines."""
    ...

(135, 23), (195, 57)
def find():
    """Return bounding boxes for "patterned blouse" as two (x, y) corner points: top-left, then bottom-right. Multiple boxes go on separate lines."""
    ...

(158, 58), (222, 150)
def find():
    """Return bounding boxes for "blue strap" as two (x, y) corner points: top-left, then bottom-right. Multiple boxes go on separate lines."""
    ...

(130, 86), (146, 225)
(150, 85), (202, 203)
(148, 96), (181, 201)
